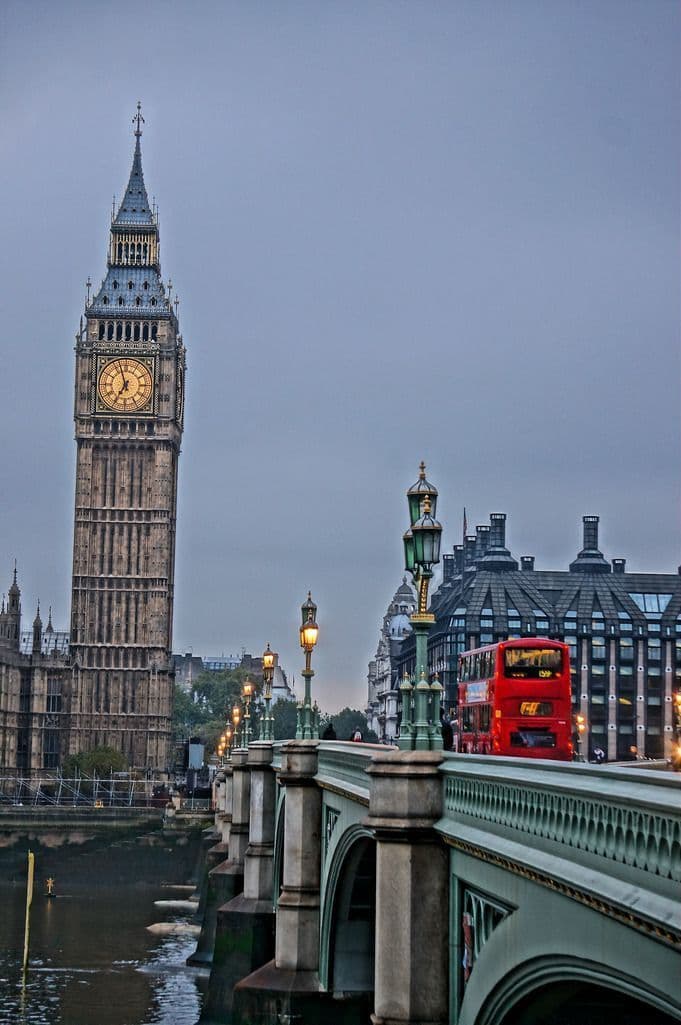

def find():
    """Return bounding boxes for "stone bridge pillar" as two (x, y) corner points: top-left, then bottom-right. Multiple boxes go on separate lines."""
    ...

(275, 740), (322, 970)
(243, 741), (276, 900)
(203, 742), (277, 1021)
(232, 741), (331, 1025)
(216, 766), (233, 846)
(190, 750), (250, 969)
(366, 750), (448, 1025)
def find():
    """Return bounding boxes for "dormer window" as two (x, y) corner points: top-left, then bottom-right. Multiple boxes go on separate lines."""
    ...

(128, 281), (133, 290)
(143, 281), (149, 290)
(118, 297), (123, 306)
(112, 280), (118, 289)
(102, 296), (109, 305)
(150, 298), (157, 306)
(135, 297), (141, 306)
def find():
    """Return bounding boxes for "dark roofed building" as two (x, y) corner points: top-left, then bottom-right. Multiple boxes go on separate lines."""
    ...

(395, 515), (681, 761)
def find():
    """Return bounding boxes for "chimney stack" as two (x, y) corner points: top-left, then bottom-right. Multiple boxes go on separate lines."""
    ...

(521, 556), (535, 572)
(612, 558), (626, 574)
(583, 515), (599, 551)
(475, 525), (490, 560)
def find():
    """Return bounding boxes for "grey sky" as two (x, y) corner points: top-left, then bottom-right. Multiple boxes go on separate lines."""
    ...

(0, 1), (678, 711)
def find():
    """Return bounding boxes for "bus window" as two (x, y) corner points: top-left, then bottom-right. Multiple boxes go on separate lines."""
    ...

(479, 704), (491, 732)
(462, 706), (475, 732)
(504, 647), (562, 679)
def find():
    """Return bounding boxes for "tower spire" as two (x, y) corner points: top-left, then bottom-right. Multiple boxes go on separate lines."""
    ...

(112, 103), (153, 228)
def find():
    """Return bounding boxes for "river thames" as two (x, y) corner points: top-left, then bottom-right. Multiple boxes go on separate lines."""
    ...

(0, 826), (207, 1025)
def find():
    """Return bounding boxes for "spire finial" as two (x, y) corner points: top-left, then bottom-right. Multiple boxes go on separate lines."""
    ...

(133, 101), (145, 138)
(419, 460), (426, 479)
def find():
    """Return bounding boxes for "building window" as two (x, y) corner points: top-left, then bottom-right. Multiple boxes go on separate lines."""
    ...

(628, 593), (672, 614)
(47, 677), (62, 714)
(43, 730), (60, 769)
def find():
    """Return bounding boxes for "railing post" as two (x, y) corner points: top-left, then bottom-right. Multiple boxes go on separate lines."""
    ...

(365, 750), (448, 1025)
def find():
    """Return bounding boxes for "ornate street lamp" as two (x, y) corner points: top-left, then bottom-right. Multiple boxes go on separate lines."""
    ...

(574, 712), (586, 762)
(242, 678), (254, 746)
(260, 643), (277, 741)
(296, 592), (320, 740)
(399, 462), (443, 752)
(232, 702), (242, 748)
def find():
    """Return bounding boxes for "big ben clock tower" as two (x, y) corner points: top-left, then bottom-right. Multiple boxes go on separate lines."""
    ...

(69, 106), (185, 770)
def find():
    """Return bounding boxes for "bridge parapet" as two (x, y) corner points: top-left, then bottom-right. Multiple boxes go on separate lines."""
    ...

(316, 741), (381, 804)
(439, 755), (680, 885)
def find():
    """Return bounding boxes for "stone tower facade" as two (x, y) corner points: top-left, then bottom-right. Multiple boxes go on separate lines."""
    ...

(69, 108), (185, 769)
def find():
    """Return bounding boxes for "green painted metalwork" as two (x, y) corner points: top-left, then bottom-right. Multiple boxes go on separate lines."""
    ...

(439, 756), (681, 884)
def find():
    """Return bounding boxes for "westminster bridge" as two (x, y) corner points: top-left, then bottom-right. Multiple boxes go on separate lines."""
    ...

(192, 741), (680, 1025)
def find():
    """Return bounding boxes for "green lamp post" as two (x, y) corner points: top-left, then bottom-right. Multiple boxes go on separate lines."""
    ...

(260, 643), (277, 741)
(296, 592), (320, 740)
(399, 462), (443, 751)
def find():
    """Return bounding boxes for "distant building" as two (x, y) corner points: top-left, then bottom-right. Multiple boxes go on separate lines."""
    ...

(171, 649), (295, 702)
(366, 578), (416, 742)
(393, 514), (681, 761)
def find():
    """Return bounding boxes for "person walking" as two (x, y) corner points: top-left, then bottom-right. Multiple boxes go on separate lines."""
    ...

(322, 721), (337, 740)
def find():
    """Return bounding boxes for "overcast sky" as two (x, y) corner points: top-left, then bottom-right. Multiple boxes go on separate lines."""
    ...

(0, 1), (678, 711)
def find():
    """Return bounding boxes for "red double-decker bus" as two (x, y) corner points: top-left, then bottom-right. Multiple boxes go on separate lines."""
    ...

(456, 638), (572, 760)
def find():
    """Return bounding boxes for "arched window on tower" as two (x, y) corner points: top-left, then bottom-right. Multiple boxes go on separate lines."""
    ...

(117, 242), (123, 261)
(116, 322), (122, 340)
(134, 323), (140, 341)
(142, 323), (149, 341)
(125, 323), (131, 341)
(99, 322), (105, 340)
(151, 323), (158, 340)
(107, 322), (114, 340)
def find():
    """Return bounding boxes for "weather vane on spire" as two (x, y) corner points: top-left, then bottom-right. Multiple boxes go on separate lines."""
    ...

(133, 101), (145, 137)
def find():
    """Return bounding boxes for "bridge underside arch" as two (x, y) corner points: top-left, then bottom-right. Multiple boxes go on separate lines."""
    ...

(500, 976), (679, 1025)
(320, 828), (376, 996)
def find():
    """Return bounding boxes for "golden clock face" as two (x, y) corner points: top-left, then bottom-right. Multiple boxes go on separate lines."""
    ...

(98, 358), (153, 412)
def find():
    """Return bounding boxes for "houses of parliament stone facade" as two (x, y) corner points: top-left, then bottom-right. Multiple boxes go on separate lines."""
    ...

(0, 108), (185, 774)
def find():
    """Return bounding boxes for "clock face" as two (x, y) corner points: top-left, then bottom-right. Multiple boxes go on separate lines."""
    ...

(98, 358), (153, 412)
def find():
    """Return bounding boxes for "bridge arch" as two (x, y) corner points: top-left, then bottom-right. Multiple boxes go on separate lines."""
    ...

(319, 824), (375, 995)
(477, 956), (680, 1025)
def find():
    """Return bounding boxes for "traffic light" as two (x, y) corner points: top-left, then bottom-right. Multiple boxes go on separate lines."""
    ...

(575, 713), (586, 734)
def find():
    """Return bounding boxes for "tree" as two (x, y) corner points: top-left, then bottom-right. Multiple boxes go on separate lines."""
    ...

(271, 699), (299, 741)
(321, 707), (377, 743)
(171, 668), (262, 752)
(62, 745), (128, 777)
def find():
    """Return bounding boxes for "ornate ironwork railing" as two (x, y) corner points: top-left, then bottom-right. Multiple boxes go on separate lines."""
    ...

(440, 755), (681, 883)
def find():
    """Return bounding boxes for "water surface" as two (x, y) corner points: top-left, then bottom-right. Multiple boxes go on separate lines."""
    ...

(0, 831), (207, 1025)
